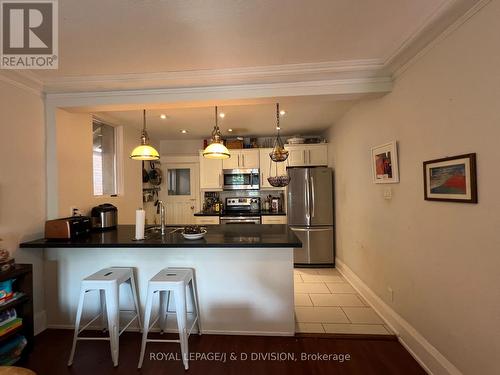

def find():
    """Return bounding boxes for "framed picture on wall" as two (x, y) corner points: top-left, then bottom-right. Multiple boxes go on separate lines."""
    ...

(371, 141), (399, 183)
(423, 153), (477, 203)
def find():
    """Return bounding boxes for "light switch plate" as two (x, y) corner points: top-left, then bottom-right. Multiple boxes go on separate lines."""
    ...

(383, 188), (392, 200)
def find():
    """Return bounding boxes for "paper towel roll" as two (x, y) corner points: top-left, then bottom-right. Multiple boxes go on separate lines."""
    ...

(135, 209), (145, 240)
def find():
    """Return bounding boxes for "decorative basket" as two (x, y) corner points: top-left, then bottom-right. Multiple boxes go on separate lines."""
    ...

(267, 175), (291, 187)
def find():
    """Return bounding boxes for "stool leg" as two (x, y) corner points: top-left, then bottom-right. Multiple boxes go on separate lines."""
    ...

(138, 288), (154, 369)
(129, 271), (142, 332)
(100, 289), (107, 332)
(191, 276), (202, 335)
(68, 287), (86, 366)
(105, 285), (120, 367)
(159, 291), (169, 333)
(174, 287), (189, 370)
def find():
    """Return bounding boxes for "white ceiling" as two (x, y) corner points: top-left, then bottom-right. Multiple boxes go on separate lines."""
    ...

(13, 0), (480, 93)
(39, 0), (444, 77)
(94, 96), (359, 140)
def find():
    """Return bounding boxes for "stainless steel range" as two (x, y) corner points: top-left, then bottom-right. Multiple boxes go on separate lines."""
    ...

(220, 197), (261, 224)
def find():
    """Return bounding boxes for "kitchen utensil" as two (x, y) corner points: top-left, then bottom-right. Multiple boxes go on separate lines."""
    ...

(148, 162), (162, 186)
(142, 162), (149, 183)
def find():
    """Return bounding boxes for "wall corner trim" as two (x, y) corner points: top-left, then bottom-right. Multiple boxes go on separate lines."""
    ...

(335, 258), (463, 375)
(34, 310), (47, 335)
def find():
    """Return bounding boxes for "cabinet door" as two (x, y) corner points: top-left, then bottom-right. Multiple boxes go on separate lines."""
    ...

(195, 216), (220, 225)
(240, 149), (259, 168)
(259, 149), (286, 189)
(222, 151), (240, 169)
(307, 145), (328, 166)
(199, 152), (222, 189)
(262, 216), (287, 224)
(287, 147), (306, 167)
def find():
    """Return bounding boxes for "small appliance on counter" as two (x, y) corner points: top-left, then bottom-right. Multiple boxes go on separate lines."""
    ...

(45, 216), (92, 239)
(91, 203), (118, 230)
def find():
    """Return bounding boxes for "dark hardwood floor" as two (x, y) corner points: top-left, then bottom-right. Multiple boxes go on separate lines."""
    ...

(20, 329), (425, 375)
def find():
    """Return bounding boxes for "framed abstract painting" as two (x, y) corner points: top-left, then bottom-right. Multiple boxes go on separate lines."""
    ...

(423, 153), (477, 203)
(371, 141), (399, 184)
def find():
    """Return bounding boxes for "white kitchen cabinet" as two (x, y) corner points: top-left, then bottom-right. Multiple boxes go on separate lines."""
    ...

(199, 151), (222, 189)
(259, 148), (286, 189)
(285, 144), (328, 167)
(195, 216), (220, 225)
(261, 216), (287, 224)
(223, 149), (259, 169)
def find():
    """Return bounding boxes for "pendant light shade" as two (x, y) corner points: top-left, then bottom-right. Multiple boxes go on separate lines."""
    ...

(203, 106), (230, 159)
(130, 110), (160, 161)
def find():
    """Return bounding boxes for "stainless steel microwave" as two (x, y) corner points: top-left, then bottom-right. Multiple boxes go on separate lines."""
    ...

(223, 168), (260, 190)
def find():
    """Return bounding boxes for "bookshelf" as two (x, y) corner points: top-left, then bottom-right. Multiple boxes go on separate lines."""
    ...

(0, 264), (33, 363)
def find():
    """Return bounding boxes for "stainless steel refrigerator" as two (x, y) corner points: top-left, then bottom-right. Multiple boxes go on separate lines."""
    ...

(287, 167), (334, 265)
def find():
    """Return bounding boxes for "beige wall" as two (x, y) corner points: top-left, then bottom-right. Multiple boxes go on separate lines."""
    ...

(56, 109), (142, 223)
(327, 2), (500, 374)
(0, 80), (45, 332)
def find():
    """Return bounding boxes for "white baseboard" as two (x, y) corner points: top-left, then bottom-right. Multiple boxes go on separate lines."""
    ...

(335, 258), (462, 375)
(34, 310), (47, 335)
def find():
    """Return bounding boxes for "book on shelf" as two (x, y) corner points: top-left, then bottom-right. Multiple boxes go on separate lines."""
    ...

(0, 292), (25, 307)
(0, 318), (22, 337)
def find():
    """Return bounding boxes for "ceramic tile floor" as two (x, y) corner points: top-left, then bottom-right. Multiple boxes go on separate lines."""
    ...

(294, 268), (393, 335)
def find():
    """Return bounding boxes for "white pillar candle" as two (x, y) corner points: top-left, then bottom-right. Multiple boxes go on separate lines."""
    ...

(135, 209), (145, 240)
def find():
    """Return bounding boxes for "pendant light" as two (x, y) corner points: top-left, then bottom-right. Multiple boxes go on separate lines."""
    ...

(203, 106), (231, 159)
(130, 109), (160, 161)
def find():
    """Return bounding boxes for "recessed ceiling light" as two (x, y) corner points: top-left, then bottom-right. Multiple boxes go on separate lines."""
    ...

(228, 128), (233, 132)
(279, 110), (286, 116)
(219, 112), (225, 118)
(160, 114), (167, 119)
(180, 129), (188, 134)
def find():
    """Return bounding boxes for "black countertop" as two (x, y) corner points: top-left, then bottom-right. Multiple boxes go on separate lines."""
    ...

(19, 224), (301, 249)
(194, 211), (287, 216)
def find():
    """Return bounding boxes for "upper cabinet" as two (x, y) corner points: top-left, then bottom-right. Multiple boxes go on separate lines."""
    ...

(285, 144), (328, 167)
(223, 149), (259, 169)
(259, 148), (286, 189)
(199, 151), (223, 189)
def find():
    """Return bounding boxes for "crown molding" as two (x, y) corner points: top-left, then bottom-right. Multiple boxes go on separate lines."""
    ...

(0, 70), (44, 97)
(391, 0), (491, 78)
(40, 59), (386, 94)
(45, 77), (393, 110)
(385, 0), (488, 76)
(2, 0), (485, 96)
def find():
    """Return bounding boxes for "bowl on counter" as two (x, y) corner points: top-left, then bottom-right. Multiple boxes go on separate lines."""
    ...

(181, 225), (207, 240)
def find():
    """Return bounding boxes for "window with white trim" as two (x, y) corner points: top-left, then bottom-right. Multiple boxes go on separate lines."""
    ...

(92, 120), (117, 196)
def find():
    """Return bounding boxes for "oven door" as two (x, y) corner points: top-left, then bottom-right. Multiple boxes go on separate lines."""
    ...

(220, 216), (261, 224)
(223, 169), (260, 190)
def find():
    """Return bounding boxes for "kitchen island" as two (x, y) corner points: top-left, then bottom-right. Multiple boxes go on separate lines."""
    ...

(21, 224), (301, 336)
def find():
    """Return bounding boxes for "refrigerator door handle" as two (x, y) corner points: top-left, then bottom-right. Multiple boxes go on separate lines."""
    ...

(310, 175), (315, 218)
(290, 227), (331, 232)
(305, 170), (310, 221)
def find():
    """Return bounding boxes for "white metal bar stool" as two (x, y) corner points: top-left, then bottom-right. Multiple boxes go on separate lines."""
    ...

(68, 267), (142, 367)
(138, 267), (201, 369)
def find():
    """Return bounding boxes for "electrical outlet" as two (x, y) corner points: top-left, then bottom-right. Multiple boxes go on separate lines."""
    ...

(387, 287), (394, 302)
(70, 206), (79, 216)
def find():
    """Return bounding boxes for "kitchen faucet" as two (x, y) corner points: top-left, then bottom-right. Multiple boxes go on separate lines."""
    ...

(156, 200), (166, 235)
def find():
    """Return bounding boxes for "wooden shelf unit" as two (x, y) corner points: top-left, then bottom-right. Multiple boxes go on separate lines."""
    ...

(0, 264), (34, 361)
